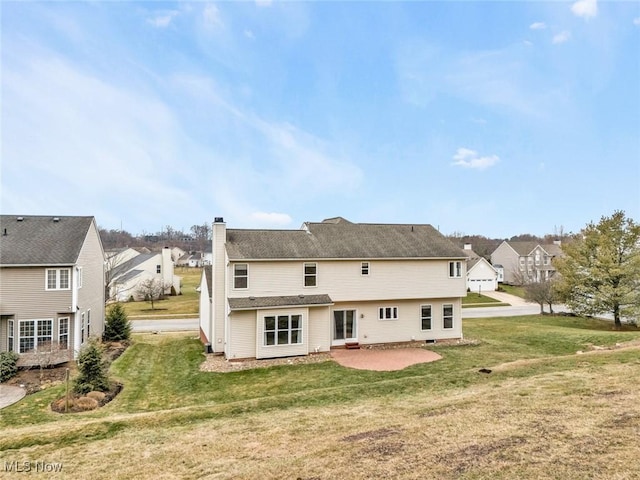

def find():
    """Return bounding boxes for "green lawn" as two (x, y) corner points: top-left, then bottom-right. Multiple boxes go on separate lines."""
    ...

(462, 292), (509, 307)
(2, 315), (639, 479)
(500, 284), (526, 298)
(120, 267), (202, 318)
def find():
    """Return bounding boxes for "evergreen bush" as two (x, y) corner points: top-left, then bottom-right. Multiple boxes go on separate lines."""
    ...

(103, 303), (132, 342)
(73, 339), (110, 395)
(0, 351), (19, 383)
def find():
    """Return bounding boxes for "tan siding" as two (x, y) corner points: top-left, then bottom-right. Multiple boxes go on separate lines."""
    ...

(0, 267), (73, 319)
(307, 306), (331, 353)
(491, 242), (520, 285)
(76, 220), (105, 340)
(198, 273), (212, 344)
(255, 308), (309, 359)
(332, 298), (462, 345)
(228, 259), (467, 301)
(227, 310), (256, 359)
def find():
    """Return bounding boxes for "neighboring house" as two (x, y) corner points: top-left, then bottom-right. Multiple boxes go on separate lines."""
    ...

(490, 241), (563, 285)
(0, 215), (105, 366)
(203, 245), (212, 266)
(176, 252), (191, 267)
(188, 252), (203, 268)
(171, 247), (187, 263)
(106, 247), (181, 302)
(199, 216), (467, 360)
(462, 244), (497, 293)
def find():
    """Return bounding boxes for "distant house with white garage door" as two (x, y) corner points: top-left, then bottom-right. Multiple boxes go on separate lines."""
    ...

(199, 216), (467, 360)
(463, 244), (498, 293)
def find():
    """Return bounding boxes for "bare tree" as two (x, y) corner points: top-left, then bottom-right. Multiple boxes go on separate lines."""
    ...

(135, 278), (167, 310)
(104, 249), (129, 302)
(524, 279), (558, 314)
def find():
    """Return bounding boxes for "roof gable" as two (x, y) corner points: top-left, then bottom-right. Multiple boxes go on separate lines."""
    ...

(0, 215), (94, 265)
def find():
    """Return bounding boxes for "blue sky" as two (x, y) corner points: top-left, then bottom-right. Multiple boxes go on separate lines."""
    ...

(2, 1), (639, 238)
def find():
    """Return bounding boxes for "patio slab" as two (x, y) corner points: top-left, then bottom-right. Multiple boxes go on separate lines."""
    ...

(330, 347), (442, 371)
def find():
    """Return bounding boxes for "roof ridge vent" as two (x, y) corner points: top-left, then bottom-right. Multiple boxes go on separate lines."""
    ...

(53, 217), (60, 222)
(17, 217), (24, 222)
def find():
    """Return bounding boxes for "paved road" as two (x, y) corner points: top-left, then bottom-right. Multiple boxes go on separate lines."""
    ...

(131, 318), (198, 332)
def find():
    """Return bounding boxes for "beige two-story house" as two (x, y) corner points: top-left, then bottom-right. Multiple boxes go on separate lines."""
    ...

(199, 217), (467, 360)
(490, 240), (563, 285)
(0, 215), (105, 366)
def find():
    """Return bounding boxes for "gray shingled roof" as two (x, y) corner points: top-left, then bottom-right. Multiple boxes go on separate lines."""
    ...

(228, 294), (333, 310)
(110, 253), (156, 279)
(226, 220), (465, 260)
(506, 241), (563, 257)
(0, 215), (94, 265)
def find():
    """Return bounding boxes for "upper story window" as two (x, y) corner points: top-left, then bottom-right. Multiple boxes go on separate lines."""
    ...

(379, 306), (398, 320)
(46, 268), (70, 290)
(449, 261), (462, 278)
(361, 262), (370, 276)
(234, 264), (248, 289)
(304, 263), (317, 287)
(156, 264), (162, 274)
(544, 255), (550, 265)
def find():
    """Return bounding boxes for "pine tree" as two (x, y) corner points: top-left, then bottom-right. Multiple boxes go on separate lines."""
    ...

(555, 211), (640, 328)
(103, 303), (132, 342)
(74, 339), (110, 395)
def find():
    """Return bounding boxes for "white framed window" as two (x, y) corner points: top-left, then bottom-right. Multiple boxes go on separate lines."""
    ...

(19, 319), (52, 353)
(87, 309), (91, 338)
(544, 256), (550, 265)
(45, 268), (71, 290)
(264, 314), (302, 346)
(81, 312), (85, 343)
(443, 304), (454, 329)
(156, 264), (161, 274)
(58, 317), (69, 350)
(7, 318), (14, 352)
(449, 261), (462, 278)
(77, 267), (83, 288)
(233, 264), (248, 289)
(421, 305), (432, 330)
(379, 306), (399, 320)
(361, 262), (370, 276)
(304, 263), (317, 287)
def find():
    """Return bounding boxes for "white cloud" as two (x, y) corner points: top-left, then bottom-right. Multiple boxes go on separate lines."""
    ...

(634, 17), (640, 26)
(552, 31), (571, 44)
(529, 22), (546, 30)
(250, 212), (292, 226)
(571, 0), (598, 19)
(244, 29), (255, 39)
(147, 11), (180, 28)
(452, 148), (499, 170)
(203, 4), (224, 30)
(255, 0), (273, 7)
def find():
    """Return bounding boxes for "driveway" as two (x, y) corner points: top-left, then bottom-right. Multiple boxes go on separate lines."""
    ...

(330, 348), (442, 371)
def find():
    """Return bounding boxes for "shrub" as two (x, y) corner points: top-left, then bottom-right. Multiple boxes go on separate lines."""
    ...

(103, 303), (131, 342)
(73, 339), (110, 395)
(86, 391), (106, 402)
(75, 396), (99, 411)
(0, 351), (19, 383)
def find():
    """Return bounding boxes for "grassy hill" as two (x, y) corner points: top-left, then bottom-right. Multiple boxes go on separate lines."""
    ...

(2, 315), (639, 479)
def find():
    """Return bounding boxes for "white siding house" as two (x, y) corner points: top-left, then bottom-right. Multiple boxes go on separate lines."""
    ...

(463, 244), (498, 293)
(199, 217), (467, 360)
